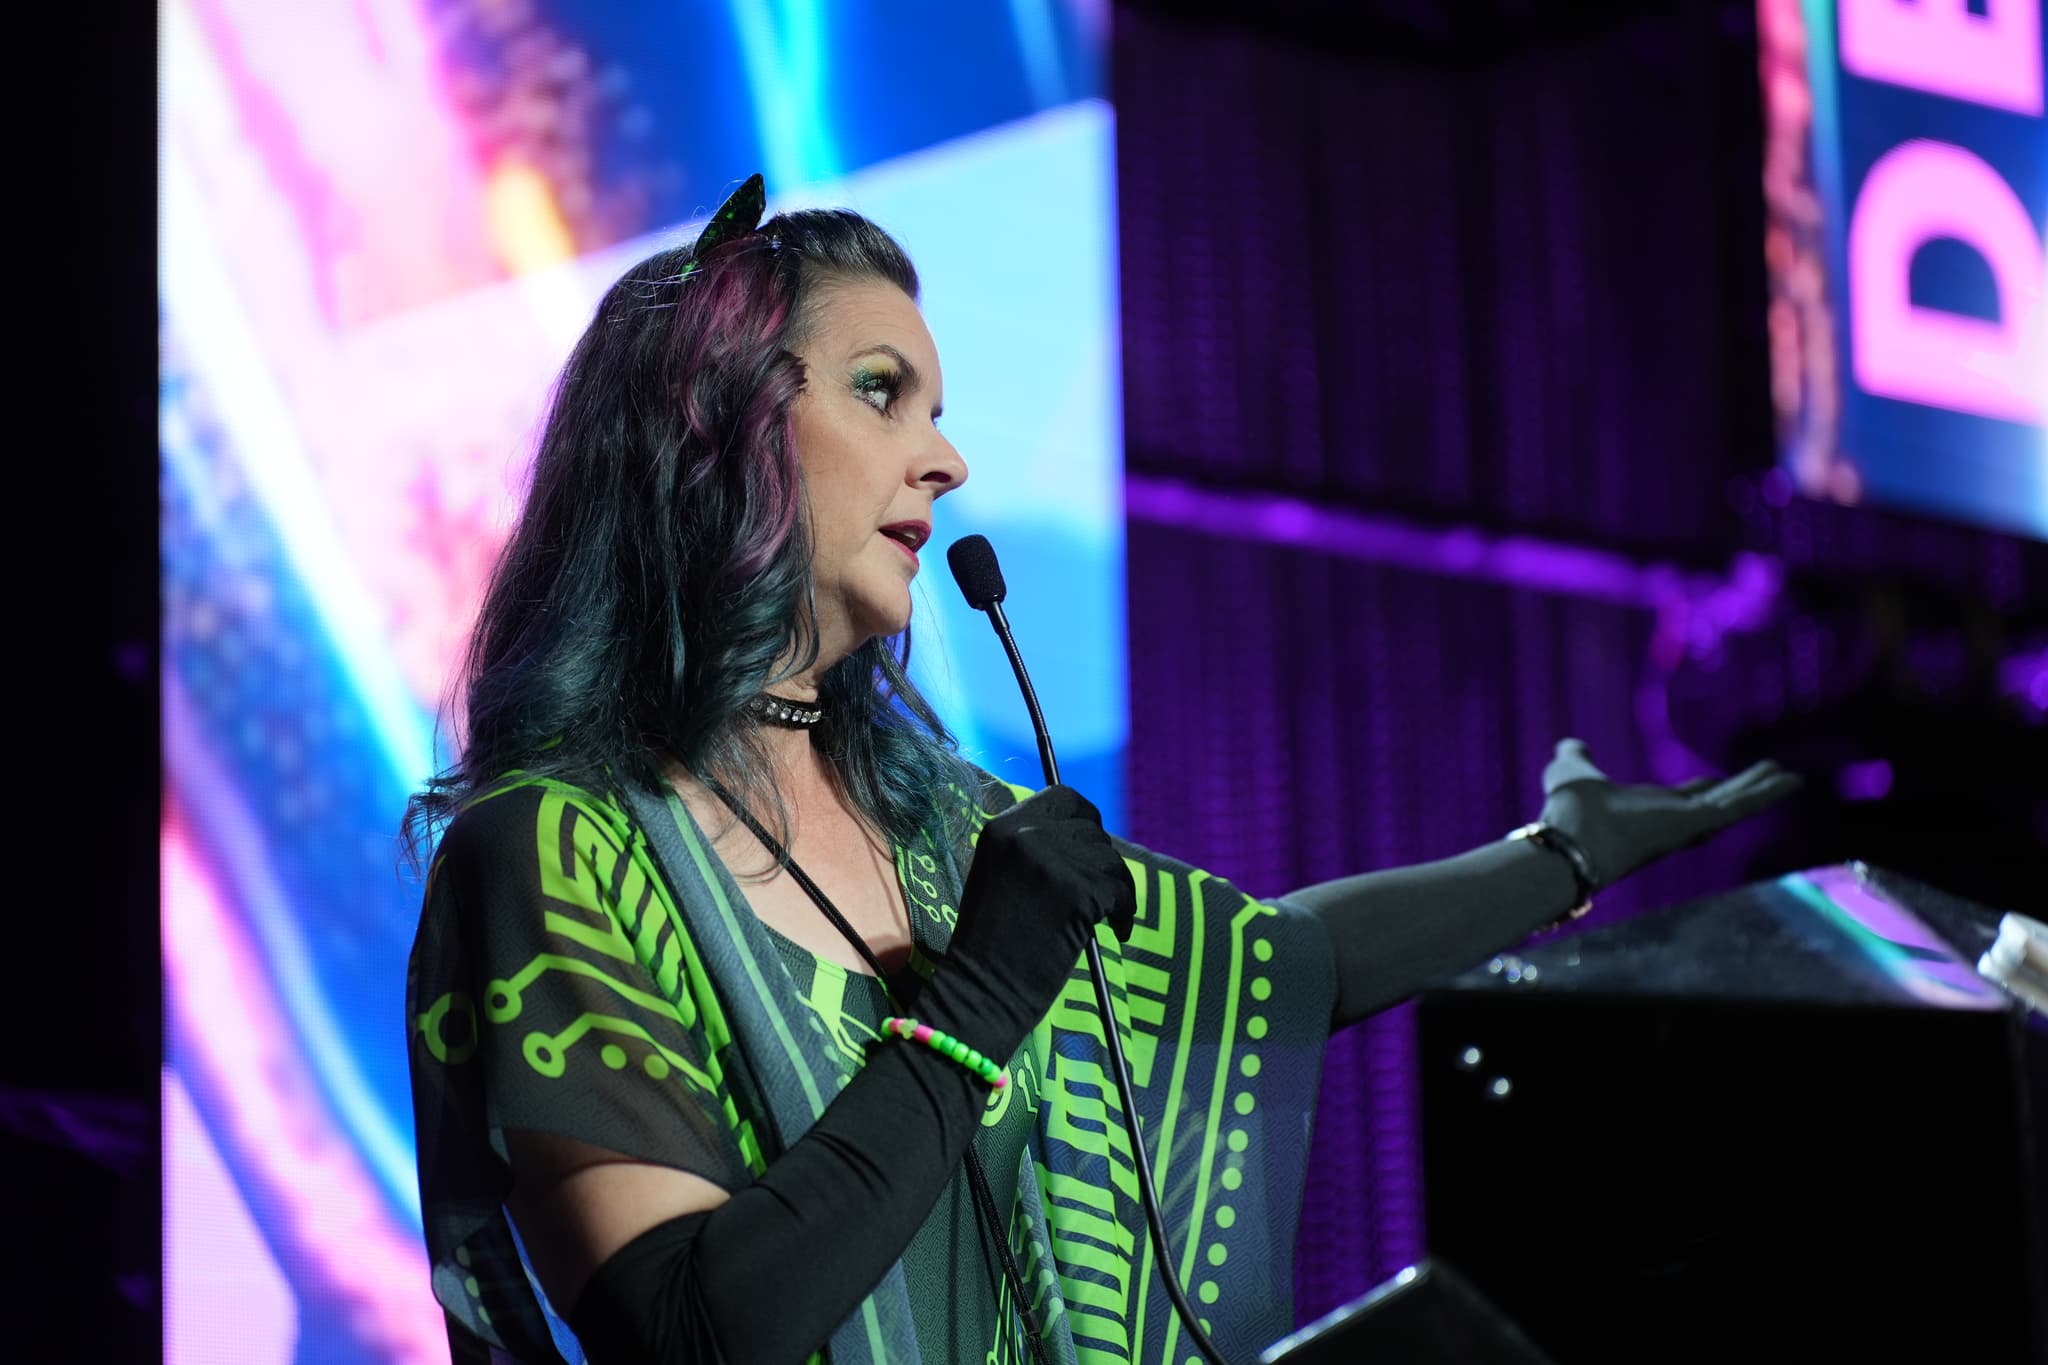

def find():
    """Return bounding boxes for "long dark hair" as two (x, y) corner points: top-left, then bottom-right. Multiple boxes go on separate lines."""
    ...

(403, 207), (972, 867)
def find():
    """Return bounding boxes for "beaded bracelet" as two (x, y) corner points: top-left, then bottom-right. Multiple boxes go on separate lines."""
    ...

(880, 1017), (1009, 1091)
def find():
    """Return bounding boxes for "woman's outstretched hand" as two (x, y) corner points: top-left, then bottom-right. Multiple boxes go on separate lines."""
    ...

(1537, 738), (1804, 889)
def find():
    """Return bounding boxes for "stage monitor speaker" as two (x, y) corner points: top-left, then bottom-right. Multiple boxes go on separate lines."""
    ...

(1418, 863), (2044, 1364)
(1260, 1257), (1555, 1364)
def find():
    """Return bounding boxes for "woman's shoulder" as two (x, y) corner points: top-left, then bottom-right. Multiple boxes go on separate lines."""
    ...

(429, 771), (634, 880)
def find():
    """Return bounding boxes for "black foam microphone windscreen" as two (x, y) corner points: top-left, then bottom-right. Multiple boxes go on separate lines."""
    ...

(946, 534), (1007, 610)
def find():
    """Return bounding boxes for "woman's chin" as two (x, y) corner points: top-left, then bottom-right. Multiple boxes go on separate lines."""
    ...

(842, 601), (915, 649)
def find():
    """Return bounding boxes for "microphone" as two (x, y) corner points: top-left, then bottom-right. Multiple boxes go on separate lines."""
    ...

(947, 534), (1232, 1365)
(946, 535), (1059, 788)
(945, 533), (1006, 610)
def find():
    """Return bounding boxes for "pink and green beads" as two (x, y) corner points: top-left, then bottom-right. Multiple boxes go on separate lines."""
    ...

(882, 1017), (1008, 1091)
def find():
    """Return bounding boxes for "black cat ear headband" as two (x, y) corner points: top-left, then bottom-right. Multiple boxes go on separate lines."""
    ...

(678, 173), (770, 282)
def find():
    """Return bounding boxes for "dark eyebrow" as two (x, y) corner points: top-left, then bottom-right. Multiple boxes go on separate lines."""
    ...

(851, 344), (942, 420)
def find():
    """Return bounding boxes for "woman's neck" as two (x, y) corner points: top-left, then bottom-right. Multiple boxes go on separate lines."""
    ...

(662, 719), (831, 816)
(663, 647), (855, 828)
(754, 721), (829, 794)
(749, 644), (843, 790)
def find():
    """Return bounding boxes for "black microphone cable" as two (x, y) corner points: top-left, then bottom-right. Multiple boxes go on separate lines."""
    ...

(947, 534), (1233, 1365)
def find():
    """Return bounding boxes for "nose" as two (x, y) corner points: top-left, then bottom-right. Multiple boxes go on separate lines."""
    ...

(915, 430), (969, 497)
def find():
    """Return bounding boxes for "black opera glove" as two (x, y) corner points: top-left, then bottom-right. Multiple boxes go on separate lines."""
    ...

(1534, 738), (1804, 890)
(919, 784), (1138, 1065)
(569, 797), (1136, 1365)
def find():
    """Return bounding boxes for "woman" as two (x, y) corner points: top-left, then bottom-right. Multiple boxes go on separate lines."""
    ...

(405, 175), (1798, 1365)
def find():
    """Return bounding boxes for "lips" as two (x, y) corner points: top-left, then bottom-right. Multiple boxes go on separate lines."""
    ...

(879, 521), (931, 559)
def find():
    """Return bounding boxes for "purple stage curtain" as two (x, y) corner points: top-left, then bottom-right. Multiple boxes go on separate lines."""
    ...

(1111, 0), (1778, 1323)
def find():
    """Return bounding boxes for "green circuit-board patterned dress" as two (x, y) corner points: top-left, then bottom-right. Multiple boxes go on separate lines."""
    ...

(407, 767), (1337, 1364)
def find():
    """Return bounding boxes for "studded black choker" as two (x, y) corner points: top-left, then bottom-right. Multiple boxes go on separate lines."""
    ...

(751, 694), (823, 727)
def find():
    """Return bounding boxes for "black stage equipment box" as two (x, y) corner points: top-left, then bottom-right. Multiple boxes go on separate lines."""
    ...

(1261, 1256), (1556, 1364)
(1417, 863), (2045, 1364)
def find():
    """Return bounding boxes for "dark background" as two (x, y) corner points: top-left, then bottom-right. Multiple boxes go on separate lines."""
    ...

(12, 3), (160, 1350)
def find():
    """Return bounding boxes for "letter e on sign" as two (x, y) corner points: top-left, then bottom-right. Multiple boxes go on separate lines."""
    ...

(1841, 0), (2043, 115)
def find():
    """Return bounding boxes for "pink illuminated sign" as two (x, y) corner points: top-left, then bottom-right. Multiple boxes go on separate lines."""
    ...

(1838, 1), (2047, 429)
(1840, 0), (2043, 115)
(1848, 139), (2045, 424)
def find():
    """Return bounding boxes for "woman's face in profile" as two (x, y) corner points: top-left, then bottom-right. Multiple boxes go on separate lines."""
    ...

(789, 278), (969, 660)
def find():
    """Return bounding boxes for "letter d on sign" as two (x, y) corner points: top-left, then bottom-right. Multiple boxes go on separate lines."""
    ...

(1848, 139), (2046, 426)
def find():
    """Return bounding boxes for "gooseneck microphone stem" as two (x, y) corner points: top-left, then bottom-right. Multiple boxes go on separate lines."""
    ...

(982, 600), (1062, 788)
(949, 536), (1232, 1365)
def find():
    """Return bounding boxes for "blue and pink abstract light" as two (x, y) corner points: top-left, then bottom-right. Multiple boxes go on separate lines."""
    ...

(160, 4), (1119, 1362)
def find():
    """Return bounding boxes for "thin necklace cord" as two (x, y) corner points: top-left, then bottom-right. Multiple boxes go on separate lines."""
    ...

(708, 784), (1054, 1365)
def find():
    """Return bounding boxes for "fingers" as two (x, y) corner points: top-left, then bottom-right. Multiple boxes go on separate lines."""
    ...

(1719, 768), (1804, 820)
(1709, 759), (1789, 799)
(1009, 783), (1101, 828)
(1676, 762), (1791, 802)
(1542, 737), (1608, 794)
(1107, 871), (1139, 943)
(998, 784), (1122, 886)
(1025, 786), (1136, 941)
(1698, 761), (1803, 824)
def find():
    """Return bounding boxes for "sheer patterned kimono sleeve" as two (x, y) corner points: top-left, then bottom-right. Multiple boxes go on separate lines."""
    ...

(406, 779), (760, 1363)
(966, 772), (1338, 1363)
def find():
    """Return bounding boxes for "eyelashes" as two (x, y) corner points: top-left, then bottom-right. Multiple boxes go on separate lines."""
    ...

(850, 365), (902, 415)
(850, 365), (940, 427)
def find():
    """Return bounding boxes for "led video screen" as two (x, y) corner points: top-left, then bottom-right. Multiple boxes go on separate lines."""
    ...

(1761, 0), (2046, 539)
(160, 4), (1120, 1360)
